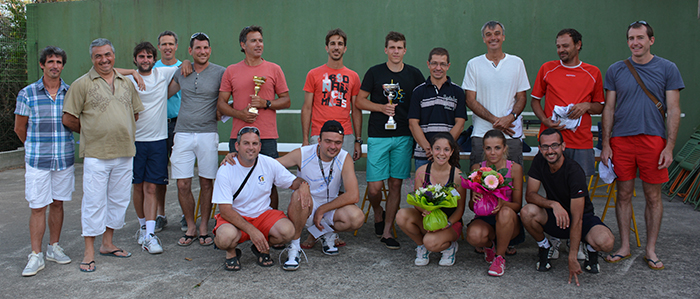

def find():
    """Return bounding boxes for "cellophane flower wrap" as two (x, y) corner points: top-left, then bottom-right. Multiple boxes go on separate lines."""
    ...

(406, 184), (459, 231)
(461, 166), (512, 216)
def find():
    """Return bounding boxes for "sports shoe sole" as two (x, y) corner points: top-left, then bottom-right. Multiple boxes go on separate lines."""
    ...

(22, 264), (44, 277)
(46, 256), (71, 264)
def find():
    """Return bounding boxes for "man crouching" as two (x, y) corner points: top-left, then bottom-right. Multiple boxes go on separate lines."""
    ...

(212, 126), (310, 271)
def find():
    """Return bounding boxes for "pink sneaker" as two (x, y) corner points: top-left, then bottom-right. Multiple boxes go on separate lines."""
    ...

(488, 255), (505, 277)
(484, 246), (496, 264)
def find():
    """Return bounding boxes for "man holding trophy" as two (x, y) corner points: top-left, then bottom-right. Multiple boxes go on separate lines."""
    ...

(217, 25), (291, 209)
(301, 28), (361, 160)
(355, 31), (425, 249)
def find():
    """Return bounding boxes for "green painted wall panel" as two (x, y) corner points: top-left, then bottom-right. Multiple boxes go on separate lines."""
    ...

(27, 0), (700, 170)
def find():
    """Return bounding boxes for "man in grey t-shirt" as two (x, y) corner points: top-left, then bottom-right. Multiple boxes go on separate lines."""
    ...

(167, 32), (225, 247)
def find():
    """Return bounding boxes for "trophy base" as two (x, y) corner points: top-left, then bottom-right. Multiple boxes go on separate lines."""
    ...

(248, 107), (259, 114)
(384, 123), (396, 130)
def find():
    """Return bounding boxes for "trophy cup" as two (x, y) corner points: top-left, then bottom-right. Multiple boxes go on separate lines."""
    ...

(249, 76), (267, 114)
(382, 83), (399, 130)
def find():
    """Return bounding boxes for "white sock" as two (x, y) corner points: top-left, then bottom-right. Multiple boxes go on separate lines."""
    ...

(146, 220), (156, 235)
(537, 238), (551, 249)
(138, 218), (146, 227)
(290, 238), (300, 249)
(586, 244), (596, 252)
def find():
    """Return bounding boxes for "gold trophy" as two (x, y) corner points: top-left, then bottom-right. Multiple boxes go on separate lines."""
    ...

(382, 83), (399, 130)
(249, 76), (267, 114)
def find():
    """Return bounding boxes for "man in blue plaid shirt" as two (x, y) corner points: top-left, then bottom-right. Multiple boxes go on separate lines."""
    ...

(15, 46), (75, 277)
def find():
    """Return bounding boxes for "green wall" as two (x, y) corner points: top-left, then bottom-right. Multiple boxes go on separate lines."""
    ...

(27, 0), (700, 169)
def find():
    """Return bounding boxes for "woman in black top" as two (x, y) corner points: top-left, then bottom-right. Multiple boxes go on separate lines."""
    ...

(396, 133), (466, 267)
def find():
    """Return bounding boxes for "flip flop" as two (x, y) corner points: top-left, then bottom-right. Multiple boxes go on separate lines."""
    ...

(99, 249), (131, 258)
(605, 253), (631, 263)
(335, 238), (347, 247)
(224, 249), (242, 271)
(178, 235), (196, 246)
(79, 261), (96, 272)
(251, 245), (274, 267)
(644, 256), (665, 270)
(199, 234), (214, 246)
(506, 245), (517, 256)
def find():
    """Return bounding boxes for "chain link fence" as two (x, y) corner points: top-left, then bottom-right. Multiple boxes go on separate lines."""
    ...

(0, 0), (27, 152)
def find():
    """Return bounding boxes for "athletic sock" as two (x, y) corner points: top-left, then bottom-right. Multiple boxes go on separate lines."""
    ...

(146, 220), (156, 235)
(537, 237), (551, 249)
(138, 218), (146, 227)
(290, 238), (300, 249)
(586, 244), (596, 252)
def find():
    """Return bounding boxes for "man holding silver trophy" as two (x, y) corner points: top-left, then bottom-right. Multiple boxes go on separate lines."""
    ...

(355, 31), (425, 250)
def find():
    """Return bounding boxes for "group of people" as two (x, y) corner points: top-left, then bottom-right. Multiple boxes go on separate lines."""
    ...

(15, 19), (683, 285)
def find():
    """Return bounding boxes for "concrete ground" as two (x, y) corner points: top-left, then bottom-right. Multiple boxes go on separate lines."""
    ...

(2, 163), (699, 298)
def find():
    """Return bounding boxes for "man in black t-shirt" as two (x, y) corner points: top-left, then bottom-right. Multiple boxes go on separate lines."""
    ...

(522, 128), (614, 285)
(355, 31), (424, 249)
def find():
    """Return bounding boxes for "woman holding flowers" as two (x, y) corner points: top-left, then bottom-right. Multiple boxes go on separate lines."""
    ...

(396, 133), (466, 266)
(465, 129), (524, 277)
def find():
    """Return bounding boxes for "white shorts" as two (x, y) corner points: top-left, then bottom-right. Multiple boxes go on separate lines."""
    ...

(170, 132), (219, 179)
(24, 164), (74, 209)
(305, 202), (337, 239)
(81, 157), (133, 237)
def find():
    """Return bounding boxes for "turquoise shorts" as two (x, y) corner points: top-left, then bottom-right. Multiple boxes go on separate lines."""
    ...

(366, 136), (413, 182)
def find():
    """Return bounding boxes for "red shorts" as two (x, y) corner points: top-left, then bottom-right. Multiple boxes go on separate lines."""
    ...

(610, 135), (668, 184)
(213, 209), (287, 243)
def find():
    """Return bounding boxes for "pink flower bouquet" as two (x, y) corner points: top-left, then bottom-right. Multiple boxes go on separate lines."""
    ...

(461, 166), (512, 216)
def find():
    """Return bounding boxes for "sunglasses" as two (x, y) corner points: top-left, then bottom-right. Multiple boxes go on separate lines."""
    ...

(190, 32), (209, 40)
(237, 126), (260, 139)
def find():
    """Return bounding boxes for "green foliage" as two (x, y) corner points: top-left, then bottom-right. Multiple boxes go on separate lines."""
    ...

(0, 0), (27, 151)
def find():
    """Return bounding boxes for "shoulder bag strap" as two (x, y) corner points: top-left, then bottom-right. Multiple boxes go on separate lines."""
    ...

(233, 157), (258, 201)
(623, 59), (665, 121)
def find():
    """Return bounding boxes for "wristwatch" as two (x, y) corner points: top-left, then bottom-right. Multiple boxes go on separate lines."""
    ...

(265, 100), (272, 109)
(446, 221), (452, 228)
(355, 139), (363, 145)
(511, 112), (518, 118)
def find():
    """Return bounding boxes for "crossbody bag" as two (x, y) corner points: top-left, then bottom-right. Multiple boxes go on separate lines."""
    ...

(623, 59), (665, 121)
(232, 157), (258, 201)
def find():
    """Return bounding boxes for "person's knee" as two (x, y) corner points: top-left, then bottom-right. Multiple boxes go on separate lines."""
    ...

(590, 227), (615, 252)
(367, 182), (383, 197)
(49, 200), (63, 210)
(423, 234), (448, 252)
(144, 183), (157, 196)
(214, 225), (240, 248)
(346, 206), (365, 229)
(465, 225), (488, 245)
(273, 221), (295, 242)
(519, 204), (539, 222)
(387, 178), (402, 190)
(496, 207), (517, 225)
(177, 179), (191, 192)
(395, 208), (410, 226)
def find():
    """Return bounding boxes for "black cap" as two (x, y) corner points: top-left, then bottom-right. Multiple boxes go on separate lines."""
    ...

(320, 120), (344, 135)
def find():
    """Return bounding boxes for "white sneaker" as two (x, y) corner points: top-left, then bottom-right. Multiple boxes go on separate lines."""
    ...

(135, 225), (146, 245)
(321, 232), (339, 256)
(548, 237), (561, 259)
(414, 245), (430, 266)
(283, 245), (302, 271)
(22, 252), (45, 277)
(439, 241), (458, 266)
(577, 242), (586, 260)
(142, 234), (164, 254)
(46, 243), (71, 264)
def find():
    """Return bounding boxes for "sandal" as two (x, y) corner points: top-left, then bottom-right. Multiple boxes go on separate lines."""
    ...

(178, 235), (196, 246)
(251, 244), (274, 267)
(79, 261), (96, 272)
(224, 249), (242, 271)
(506, 245), (517, 256)
(644, 256), (665, 270)
(199, 234), (214, 246)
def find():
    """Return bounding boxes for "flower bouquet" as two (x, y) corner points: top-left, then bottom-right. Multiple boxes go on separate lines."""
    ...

(461, 166), (512, 216)
(406, 184), (460, 231)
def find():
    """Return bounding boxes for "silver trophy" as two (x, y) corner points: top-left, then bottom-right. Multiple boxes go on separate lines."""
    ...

(382, 83), (399, 130)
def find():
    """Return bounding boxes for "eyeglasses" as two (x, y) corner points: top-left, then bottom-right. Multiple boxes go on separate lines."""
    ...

(237, 126), (260, 139)
(629, 20), (648, 26)
(190, 32), (209, 40)
(429, 61), (449, 68)
(539, 142), (561, 151)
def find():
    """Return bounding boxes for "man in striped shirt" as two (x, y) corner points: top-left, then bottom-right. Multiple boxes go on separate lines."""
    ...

(15, 46), (74, 276)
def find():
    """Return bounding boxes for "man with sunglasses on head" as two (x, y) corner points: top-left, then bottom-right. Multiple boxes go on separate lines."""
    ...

(601, 21), (684, 270)
(167, 32), (225, 248)
(522, 128), (614, 286)
(217, 25), (291, 210)
(220, 120), (364, 270)
(212, 126), (310, 271)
